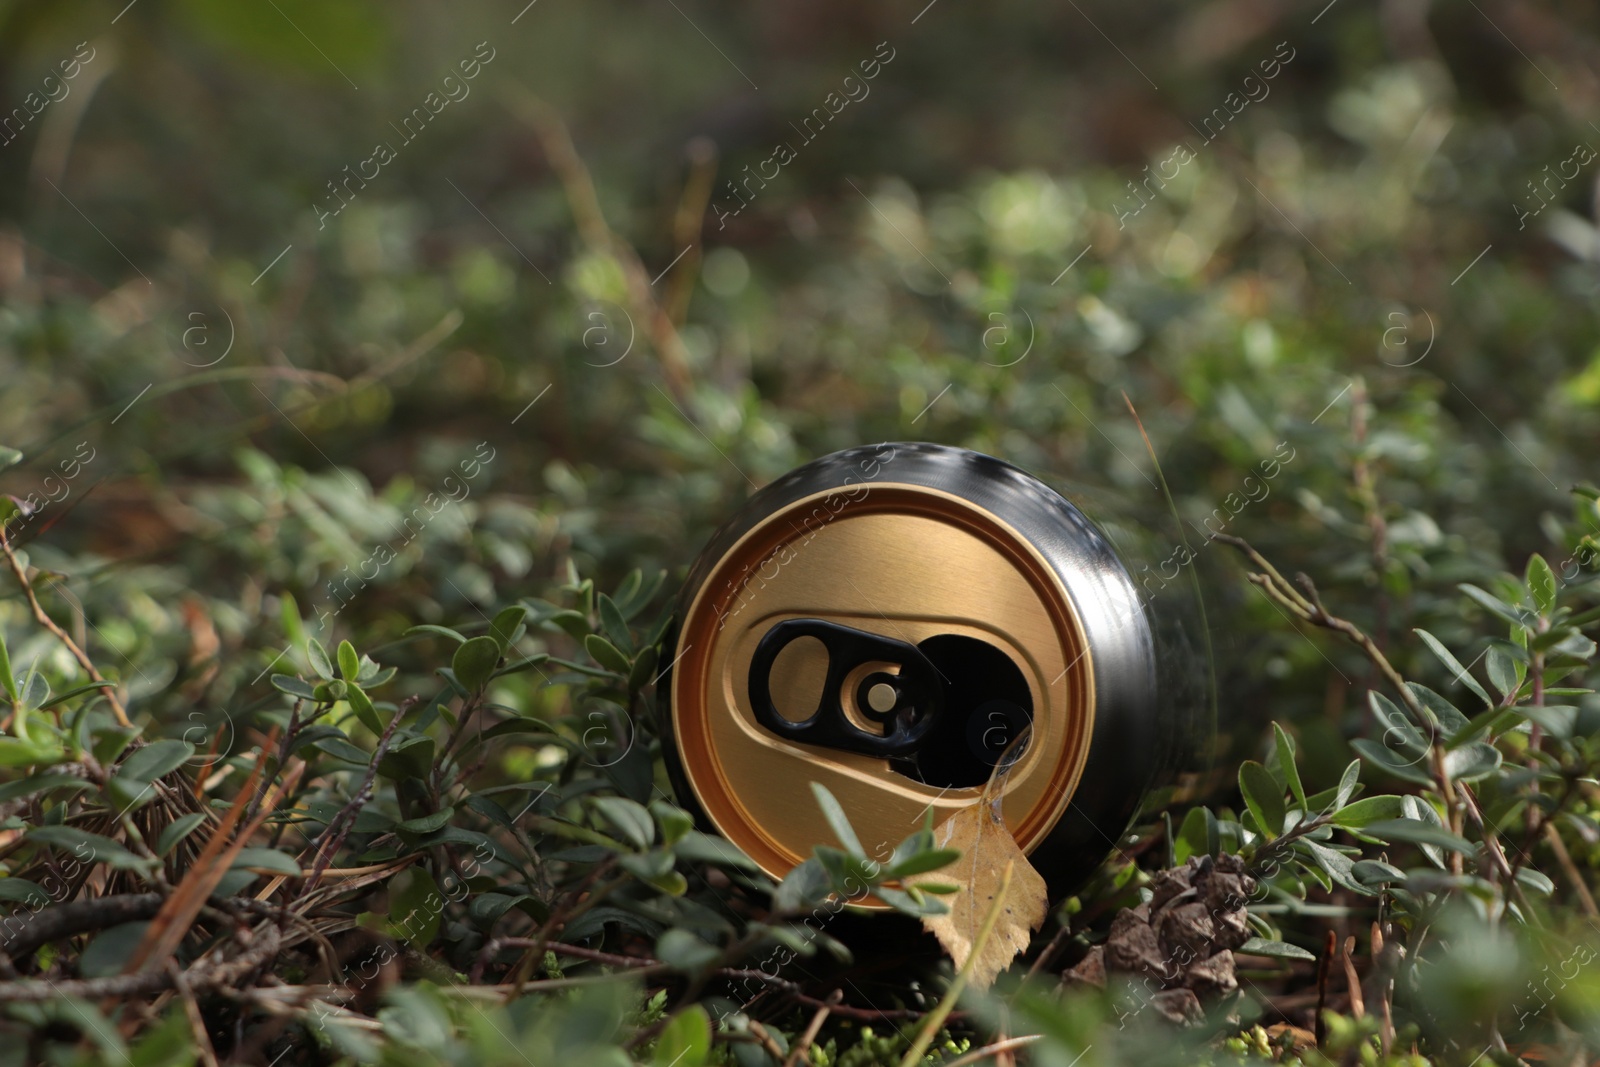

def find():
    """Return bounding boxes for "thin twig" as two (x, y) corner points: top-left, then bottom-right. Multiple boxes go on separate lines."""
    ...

(664, 137), (718, 328)
(1543, 820), (1600, 918)
(1024, 923), (1074, 981)
(1214, 533), (1469, 873)
(506, 91), (696, 405)
(899, 862), (1016, 1067)
(745, 1020), (790, 1064)
(935, 1035), (1043, 1067)
(170, 962), (221, 1067)
(0, 524), (129, 726)
(1340, 935), (1364, 1019)
(298, 698), (411, 898)
(782, 989), (840, 1067)
(1, 892), (166, 960)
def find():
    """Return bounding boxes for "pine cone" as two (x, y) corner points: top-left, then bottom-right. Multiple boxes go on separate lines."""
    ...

(1065, 854), (1256, 1026)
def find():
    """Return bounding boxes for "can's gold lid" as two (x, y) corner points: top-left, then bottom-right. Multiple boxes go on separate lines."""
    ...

(670, 482), (1096, 882)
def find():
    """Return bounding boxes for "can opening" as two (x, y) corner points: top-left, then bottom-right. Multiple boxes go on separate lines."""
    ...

(890, 634), (1034, 789)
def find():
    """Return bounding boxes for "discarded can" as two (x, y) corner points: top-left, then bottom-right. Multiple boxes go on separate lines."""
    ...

(659, 442), (1213, 898)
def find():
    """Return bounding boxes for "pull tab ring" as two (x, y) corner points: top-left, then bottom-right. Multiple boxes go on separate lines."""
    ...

(747, 618), (943, 758)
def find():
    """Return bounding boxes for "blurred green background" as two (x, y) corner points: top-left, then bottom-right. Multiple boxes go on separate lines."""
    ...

(1, 0), (1598, 821)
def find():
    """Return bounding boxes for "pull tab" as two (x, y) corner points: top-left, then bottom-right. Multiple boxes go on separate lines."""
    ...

(748, 618), (943, 758)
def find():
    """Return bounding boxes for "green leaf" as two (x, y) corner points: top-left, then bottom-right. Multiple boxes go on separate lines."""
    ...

(1521, 704), (1581, 740)
(650, 799), (694, 846)
(0, 736), (65, 767)
(19, 668), (49, 712)
(488, 605), (528, 654)
(0, 445), (22, 470)
(28, 826), (150, 870)
(1444, 741), (1502, 782)
(1406, 684), (1469, 735)
(271, 674), (319, 701)
(0, 877), (46, 905)
(116, 740), (194, 784)
(1460, 584), (1538, 630)
(1302, 840), (1373, 895)
(655, 929), (720, 974)
(0, 772), (92, 804)
(1516, 867), (1556, 896)
(620, 852), (688, 895)
(628, 646), (660, 691)
(598, 594), (635, 655)
(1362, 818), (1476, 855)
(346, 683), (383, 735)
(1238, 760), (1284, 840)
(80, 921), (151, 978)
(1352, 859), (1406, 887)
(1330, 795), (1406, 828)
(584, 633), (631, 675)
(307, 637), (334, 680)
(1237, 937), (1317, 962)
(452, 636), (501, 692)
(1414, 629), (1493, 708)
(810, 782), (867, 856)
(1351, 738), (1435, 786)
(655, 1006), (712, 1067)
(1446, 703), (1519, 749)
(592, 795), (655, 849)
(337, 640), (360, 681)
(885, 847), (961, 879)
(0, 628), (15, 705)
(1332, 759), (1362, 811)
(314, 735), (372, 764)
(675, 831), (760, 872)
(1271, 723), (1306, 810)
(377, 733), (435, 780)
(37, 681), (117, 710)
(387, 868), (442, 948)
(396, 807), (456, 834)
(155, 813), (208, 857)
(493, 653), (552, 680)
(1175, 805), (1218, 863)
(774, 857), (833, 912)
(231, 847), (303, 876)
(405, 624), (467, 645)
(1527, 553), (1557, 615)
(1485, 646), (1525, 700)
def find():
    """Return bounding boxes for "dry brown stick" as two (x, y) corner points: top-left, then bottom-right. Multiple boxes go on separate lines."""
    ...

(664, 137), (719, 329)
(1349, 378), (1391, 652)
(1367, 921), (1396, 1058)
(745, 1020), (790, 1064)
(1, 891), (165, 960)
(0, 524), (130, 726)
(937, 1035), (1043, 1067)
(782, 989), (841, 1067)
(1340, 935), (1365, 1020)
(507, 92), (696, 405)
(170, 962), (221, 1067)
(1314, 928), (1335, 1047)
(1023, 922), (1074, 981)
(0, 921), (281, 1003)
(297, 703), (408, 899)
(1543, 821), (1600, 918)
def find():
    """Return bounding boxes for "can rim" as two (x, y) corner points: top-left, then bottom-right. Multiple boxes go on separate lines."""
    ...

(669, 480), (1097, 885)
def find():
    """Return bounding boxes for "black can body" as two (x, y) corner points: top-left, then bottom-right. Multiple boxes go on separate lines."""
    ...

(659, 442), (1213, 900)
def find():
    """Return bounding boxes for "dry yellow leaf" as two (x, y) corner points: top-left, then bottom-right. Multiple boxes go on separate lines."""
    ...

(908, 788), (1048, 989)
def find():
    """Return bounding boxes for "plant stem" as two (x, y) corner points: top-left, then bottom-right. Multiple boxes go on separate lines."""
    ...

(0, 524), (129, 726)
(898, 862), (1015, 1067)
